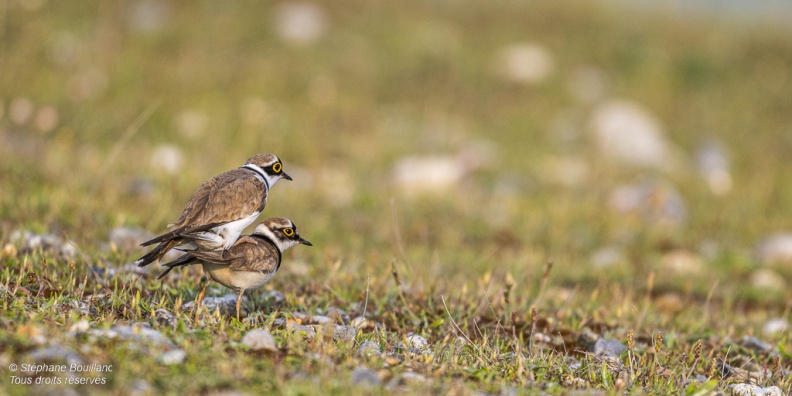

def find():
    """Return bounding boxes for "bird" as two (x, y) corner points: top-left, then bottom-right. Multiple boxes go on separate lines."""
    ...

(158, 217), (312, 320)
(135, 153), (291, 268)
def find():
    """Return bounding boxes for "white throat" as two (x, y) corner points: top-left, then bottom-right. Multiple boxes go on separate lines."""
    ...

(254, 225), (298, 253)
(242, 164), (272, 190)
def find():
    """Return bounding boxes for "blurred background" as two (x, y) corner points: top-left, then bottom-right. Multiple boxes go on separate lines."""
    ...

(1, 0), (791, 308)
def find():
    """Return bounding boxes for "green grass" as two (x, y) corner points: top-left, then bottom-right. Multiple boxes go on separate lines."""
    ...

(1, 0), (791, 394)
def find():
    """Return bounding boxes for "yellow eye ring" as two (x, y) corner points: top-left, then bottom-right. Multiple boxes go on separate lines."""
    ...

(283, 228), (294, 236)
(272, 162), (282, 173)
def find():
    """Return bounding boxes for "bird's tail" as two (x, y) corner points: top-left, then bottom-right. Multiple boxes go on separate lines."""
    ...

(135, 239), (178, 267)
(157, 253), (198, 280)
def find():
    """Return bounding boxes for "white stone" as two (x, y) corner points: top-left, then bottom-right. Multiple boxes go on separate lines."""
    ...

(150, 144), (183, 175)
(755, 233), (792, 265)
(241, 329), (277, 352)
(274, 2), (327, 45)
(727, 383), (784, 396)
(158, 349), (186, 365)
(494, 43), (555, 84)
(589, 99), (672, 169)
(9, 97), (34, 125)
(696, 140), (732, 196)
(762, 318), (789, 336)
(750, 268), (786, 292)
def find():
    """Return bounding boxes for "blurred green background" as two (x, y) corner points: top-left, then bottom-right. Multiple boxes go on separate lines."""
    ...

(1, 0), (791, 307)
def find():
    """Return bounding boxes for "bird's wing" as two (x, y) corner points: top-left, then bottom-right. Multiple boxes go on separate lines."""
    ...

(172, 169), (267, 228)
(228, 239), (280, 273)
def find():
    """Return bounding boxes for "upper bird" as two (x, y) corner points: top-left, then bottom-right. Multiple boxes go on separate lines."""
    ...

(135, 153), (291, 267)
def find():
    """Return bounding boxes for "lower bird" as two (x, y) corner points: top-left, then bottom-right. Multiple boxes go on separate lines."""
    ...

(158, 217), (311, 321)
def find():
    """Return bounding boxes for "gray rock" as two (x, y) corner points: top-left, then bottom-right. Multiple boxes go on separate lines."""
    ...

(324, 307), (350, 323)
(241, 329), (277, 352)
(286, 322), (316, 341)
(608, 179), (687, 226)
(593, 339), (627, 357)
(158, 349), (186, 365)
(404, 333), (428, 349)
(357, 341), (381, 357)
(331, 325), (357, 343)
(755, 233), (792, 266)
(350, 316), (367, 329)
(68, 320), (90, 333)
(91, 323), (176, 350)
(386, 372), (427, 390)
(311, 315), (333, 325)
(763, 318), (789, 336)
(154, 308), (177, 329)
(739, 336), (773, 353)
(26, 346), (84, 366)
(182, 294), (244, 316)
(727, 384), (784, 396)
(109, 227), (153, 252)
(260, 290), (285, 307)
(350, 368), (381, 386)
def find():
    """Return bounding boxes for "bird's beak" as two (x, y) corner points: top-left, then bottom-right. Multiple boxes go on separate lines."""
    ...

(299, 237), (312, 246)
(281, 172), (293, 181)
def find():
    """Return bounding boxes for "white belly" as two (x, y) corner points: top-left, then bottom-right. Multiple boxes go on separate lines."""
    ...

(202, 262), (275, 292)
(191, 211), (260, 250)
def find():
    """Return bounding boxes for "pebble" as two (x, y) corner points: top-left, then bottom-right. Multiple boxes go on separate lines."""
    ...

(726, 384), (785, 396)
(404, 333), (428, 350)
(357, 341), (381, 357)
(696, 140), (733, 196)
(286, 322), (316, 341)
(157, 349), (186, 365)
(755, 233), (792, 266)
(661, 250), (705, 275)
(393, 155), (468, 197)
(154, 309), (177, 329)
(241, 329), (278, 352)
(311, 315), (333, 325)
(331, 325), (357, 343)
(592, 339), (627, 358)
(109, 227), (153, 252)
(762, 318), (789, 336)
(739, 336), (773, 353)
(350, 316), (367, 329)
(69, 320), (90, 333)
(590, 246), (626, 268)
(493, 43), (555, 85)
(9, 230), (76, 257)
(26, 346), (84, 366)
(387, 372), (427, 390)
(589, 99), (674, 170)
(150, 144), (183, 175)
(324, 307), (350, 323)
(261, 290), (285, 307)
(608, 179), (687, 226)
(182, 294), (244, 316)
(273, 2), (327, 45)
(750, 269), (786, 292)
(350, 368), (381, 386)
(91, 323), (176, 350)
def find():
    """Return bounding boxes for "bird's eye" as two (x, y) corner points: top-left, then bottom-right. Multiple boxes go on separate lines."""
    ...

(282, 228), (294, 236)
(272, 162), (282, 173)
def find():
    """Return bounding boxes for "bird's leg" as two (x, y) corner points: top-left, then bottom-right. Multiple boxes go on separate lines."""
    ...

(195, 276), (210, 310)
(236, 289), (245, 322)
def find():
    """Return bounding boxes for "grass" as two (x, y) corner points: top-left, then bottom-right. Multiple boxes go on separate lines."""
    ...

(1, 0), (791, 394)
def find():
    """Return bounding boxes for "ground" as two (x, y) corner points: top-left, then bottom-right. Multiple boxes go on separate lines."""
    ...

(0, 0), (791, 394)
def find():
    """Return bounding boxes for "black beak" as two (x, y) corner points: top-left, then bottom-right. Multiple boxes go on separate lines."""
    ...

(282, 172), (293, 181)
(299, 237), (312, 246)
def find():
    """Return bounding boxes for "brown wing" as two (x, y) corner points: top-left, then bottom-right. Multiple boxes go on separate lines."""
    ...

(189, 236), (280, 273)
(172, 168), (267, 228)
